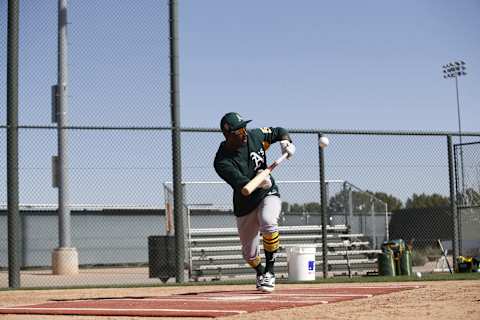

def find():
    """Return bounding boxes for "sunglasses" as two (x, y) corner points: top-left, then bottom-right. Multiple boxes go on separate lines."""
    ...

(231, 127), (247, 136)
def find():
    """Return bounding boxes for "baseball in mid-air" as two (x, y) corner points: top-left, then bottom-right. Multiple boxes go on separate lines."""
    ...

(319, 136), (329, 148)
(416, 271), (422, 278)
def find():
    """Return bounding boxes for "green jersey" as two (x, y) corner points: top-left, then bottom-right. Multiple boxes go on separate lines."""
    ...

(214, 127), (289, 217)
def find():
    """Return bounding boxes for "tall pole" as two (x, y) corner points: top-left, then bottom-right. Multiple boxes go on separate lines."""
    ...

(443, 61), (467, 198)
(51, 0), (78, 275)
(318, 134), (328, 278)
(455, 78), (465, 255)
(447, 135), (459, 268)
(169, 0), (186, 283)
(443, 61), (467, 256)
(454, 75), (466, 208)
(7, 0), (21, 288)
(454, 76), (463, 146)
(57, 0), (71, 249)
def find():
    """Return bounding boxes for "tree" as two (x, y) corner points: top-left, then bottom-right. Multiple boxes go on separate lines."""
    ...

(327, 189), (402, 213)
(371, 192), (403, 211)
(304, 202), (321, 213)
(290, 203), (304, 213)
(405, 193), (449, 208)
(282, 189), (405, 214)
(286, 202), (322, 213)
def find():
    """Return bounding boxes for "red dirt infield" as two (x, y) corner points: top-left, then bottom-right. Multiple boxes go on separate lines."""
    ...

(0, 285), (421, 318)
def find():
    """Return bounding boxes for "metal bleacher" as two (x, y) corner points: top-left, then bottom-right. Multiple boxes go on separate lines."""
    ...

(162, 180), (387, 281)
(187, 224), (380, 281)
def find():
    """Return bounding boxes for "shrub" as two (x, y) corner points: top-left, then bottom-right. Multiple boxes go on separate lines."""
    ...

(411, 246), (440, 266)
(412, 249), (428, 266)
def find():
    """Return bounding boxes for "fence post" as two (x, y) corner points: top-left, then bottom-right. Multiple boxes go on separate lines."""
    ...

(7, 0), (21, 289)
(384, 203), (389, 242)
(318, 133), (328, 278)
(169, 0), (186, 283)
(447, 135), (459, 268)
(342, 182), (349, 227)
(348, 185), (354, 232)
(370, 197), (377, 249)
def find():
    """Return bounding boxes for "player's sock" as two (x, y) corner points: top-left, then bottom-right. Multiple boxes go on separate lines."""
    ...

(247, 255), (264, 275)
(255, 263), (265, 276)
(263, 231), (279, 274)
(265, 250), (277, 274)
(248, 256), (265, 290)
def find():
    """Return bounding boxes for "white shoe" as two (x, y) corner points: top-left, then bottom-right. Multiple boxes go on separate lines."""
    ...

(256, 274), (264, 291)
(260, 272), (275, 293)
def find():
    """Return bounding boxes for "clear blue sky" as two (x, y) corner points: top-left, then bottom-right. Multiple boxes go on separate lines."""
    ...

(0, 0), (479, 131)
(1, 1), (479, 206)
(180, 0), (479, 132)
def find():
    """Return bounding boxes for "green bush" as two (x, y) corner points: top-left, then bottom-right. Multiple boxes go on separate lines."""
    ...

(411, 246), (440, 266)
(412, 249), (428, 266)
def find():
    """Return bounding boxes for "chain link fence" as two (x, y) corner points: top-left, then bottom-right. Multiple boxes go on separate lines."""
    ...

(2, 127), (480, 287)
(454, 141), (480, 256)
(2, 0), (173, 287)
(2, 1), (480, 288)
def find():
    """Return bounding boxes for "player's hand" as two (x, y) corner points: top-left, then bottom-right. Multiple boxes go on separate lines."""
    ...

(257, 170), (272, 190)
(280, 140), (295, 159)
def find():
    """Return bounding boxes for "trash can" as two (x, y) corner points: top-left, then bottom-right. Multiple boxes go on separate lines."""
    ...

(378, 248), (396, 276)
(380, 239), (414, 276)
(400, 249), (413, 276)
(148, 235), (176, 283)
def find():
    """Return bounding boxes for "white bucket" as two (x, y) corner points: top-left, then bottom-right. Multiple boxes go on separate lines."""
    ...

(287, 245), (316, 281)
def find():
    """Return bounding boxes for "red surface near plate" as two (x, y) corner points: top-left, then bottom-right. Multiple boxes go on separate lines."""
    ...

(0, 285), (421, 318)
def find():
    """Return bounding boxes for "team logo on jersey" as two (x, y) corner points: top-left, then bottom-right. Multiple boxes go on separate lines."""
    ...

(250, 148), (265, 170)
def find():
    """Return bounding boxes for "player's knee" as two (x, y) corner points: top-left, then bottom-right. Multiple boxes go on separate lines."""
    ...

(262, 231), (280, 252)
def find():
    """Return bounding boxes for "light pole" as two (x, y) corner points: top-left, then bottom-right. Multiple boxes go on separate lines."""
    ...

(51, 0), (79, 275)
(443, 61), (467, 256)
(443, 61), (467, 205)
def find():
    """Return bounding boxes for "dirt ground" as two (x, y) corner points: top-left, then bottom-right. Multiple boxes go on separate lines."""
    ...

(0, 280), (478, 320)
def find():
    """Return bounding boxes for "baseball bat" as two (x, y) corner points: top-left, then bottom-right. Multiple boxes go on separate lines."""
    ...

(241, 153), (289, 196)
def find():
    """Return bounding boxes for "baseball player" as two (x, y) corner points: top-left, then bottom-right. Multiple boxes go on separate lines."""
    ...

(213, 112), (295, 292)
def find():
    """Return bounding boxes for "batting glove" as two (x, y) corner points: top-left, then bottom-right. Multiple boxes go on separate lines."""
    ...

(280, 140), (296, 159)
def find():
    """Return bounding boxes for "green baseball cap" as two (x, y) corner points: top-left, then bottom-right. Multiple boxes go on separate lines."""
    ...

(220, 112), (251, 132)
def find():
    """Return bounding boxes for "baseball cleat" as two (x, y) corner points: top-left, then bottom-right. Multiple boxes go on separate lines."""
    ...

(260, 272), (275, 293)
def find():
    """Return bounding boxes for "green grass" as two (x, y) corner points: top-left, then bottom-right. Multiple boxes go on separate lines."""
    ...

(1, 272), (479, 292)
(289, 272), (480, 283)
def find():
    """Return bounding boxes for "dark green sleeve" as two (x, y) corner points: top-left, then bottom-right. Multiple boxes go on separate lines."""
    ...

(214, 158), (250, 191)
(256, 127), (292, 146)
